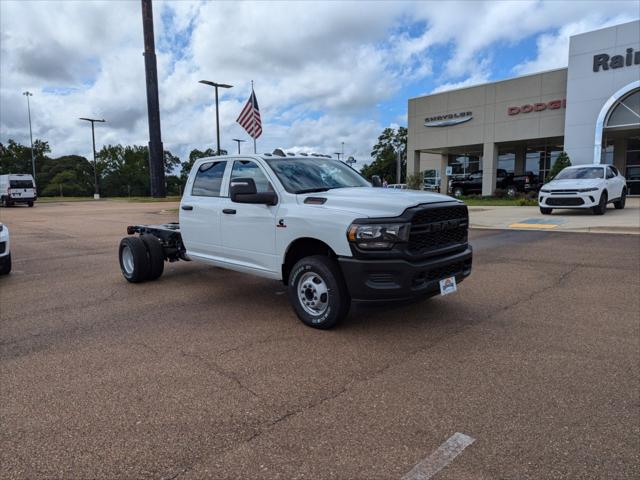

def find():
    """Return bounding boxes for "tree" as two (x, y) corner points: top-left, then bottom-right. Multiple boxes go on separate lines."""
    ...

(546, 151), (571, 182)
(97, 144), (182, 196)
(38, 155), (94, 196)
(360, 127), (407, 183)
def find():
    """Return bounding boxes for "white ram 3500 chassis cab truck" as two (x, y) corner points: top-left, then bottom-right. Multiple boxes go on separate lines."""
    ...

(118, 153), (472, 329)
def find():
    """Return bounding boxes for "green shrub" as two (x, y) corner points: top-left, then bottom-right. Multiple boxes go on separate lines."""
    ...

(546, 151), (571, 182)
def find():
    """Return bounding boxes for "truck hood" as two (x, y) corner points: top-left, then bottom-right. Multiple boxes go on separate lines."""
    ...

(543, 178), (603, 190)
(298, 187), (459, 218)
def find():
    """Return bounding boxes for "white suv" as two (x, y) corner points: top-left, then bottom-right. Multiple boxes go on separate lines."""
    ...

(538, 165), (627, 215)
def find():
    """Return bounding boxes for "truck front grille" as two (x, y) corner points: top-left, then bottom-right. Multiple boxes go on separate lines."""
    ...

(408, 204), (468, 254)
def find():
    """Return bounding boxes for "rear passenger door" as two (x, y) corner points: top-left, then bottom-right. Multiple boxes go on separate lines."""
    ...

(180, 160), (229, 260)
(220, 159), (279, 274)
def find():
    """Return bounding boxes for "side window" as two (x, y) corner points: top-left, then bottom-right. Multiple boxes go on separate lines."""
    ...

(610, 166), (619, 176)
(192, 161), (226, 197)
(606, 167), (615, 179)
(230, 161), (272, 193)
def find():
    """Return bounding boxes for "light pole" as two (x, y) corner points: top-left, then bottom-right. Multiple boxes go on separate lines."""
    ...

(22, 91), (36, 182)
(79, 117), (106, 199)
(199, 80), (233, 155)
(341, 141), (344, 160)
(232, 138), (246, 154)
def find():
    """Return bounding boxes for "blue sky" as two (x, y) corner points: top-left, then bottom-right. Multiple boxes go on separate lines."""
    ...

(1, 1), (638, 166)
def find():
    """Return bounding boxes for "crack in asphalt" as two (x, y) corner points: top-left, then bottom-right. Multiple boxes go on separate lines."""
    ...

(180, 350), (260, 399)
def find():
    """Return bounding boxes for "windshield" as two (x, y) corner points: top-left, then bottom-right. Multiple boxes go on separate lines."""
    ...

(554, 167), (604, 180)
(264, 158), (369, 194)
(10, 180), (34, 188)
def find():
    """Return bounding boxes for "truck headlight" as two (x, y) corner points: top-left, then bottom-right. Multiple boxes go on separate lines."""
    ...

(578, 187), (598, 192)
(540, 188), (550, 193)
(347, 223), (410, 250)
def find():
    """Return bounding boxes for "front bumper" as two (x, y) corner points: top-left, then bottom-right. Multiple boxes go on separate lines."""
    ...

(539, 191), (601, 208)
(338, 247), (472, 302)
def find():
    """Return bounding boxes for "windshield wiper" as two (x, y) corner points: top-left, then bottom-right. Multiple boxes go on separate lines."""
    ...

(294, 187), (331, 194)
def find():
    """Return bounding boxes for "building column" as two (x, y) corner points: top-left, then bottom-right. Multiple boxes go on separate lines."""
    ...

(482, 142), (497, 196)
(514, 144), (526, 174)
(410, 150), (420, 176)
(440, 153), (448, 194)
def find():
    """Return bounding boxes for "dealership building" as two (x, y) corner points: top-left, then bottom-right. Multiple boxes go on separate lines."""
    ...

(407, 20), (640, 195)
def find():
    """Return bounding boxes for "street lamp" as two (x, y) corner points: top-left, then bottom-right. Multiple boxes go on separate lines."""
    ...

(199, 80), (233, 155)
(232, 138), (246, 154)
(79, 117), (106, 199)
(22, 91), (36, 182)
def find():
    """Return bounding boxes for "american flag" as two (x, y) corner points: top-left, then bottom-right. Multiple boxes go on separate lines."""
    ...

(236, 90), (262, 139)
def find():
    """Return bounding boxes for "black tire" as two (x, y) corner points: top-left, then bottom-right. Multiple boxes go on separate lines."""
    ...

(0, 253), (11, 275)
(2, 197), (10, 207)
(287, 255), (350, 329)
(614, 190), (626, 210)
(452, 187), (464, 198)
(540, 207), (552, 215)
(506, 186), (517, 198)
(140, 234), (164, 281)
(593, 191), (607, 215)
(28, 201), (34, 207)
(119, 236), (150, 283)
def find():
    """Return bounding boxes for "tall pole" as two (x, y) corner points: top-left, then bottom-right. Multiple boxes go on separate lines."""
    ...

(141, 0), (166, 197)
(252, 80), (256, 154)
(232, 138), (246, 154)
(396, 149), (401, 184)
(79, 118), (105, 198)
(199, 80), (232, 155)
(22, 92), (36, 183)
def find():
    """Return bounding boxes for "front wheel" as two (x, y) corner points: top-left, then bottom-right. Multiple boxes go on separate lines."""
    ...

(452, 187), (464, 198)
(0, 254), (11, 275)
(540, 207), (552, 215)
(506, 186), (517, 198)
(614, 190), (626, 210)
(287, 255), (350, 329)
(593, 191), (607, 215)
(28, 201), (34, 207)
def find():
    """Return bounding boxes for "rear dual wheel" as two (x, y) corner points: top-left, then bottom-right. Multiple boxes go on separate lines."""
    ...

(119, 235), (164, 283)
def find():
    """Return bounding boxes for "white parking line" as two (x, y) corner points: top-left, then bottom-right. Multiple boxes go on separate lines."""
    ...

(401, 432), (475, 480)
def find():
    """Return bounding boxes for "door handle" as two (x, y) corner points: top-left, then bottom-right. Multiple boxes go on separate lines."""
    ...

(181, 205), (193, 211)
(223, 208), (236, 214)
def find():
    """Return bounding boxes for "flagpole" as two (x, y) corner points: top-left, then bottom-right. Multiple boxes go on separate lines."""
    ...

(252, 80), (257, 154)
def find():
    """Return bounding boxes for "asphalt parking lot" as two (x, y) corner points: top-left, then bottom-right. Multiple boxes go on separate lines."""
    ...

(1, 201), (639, 480)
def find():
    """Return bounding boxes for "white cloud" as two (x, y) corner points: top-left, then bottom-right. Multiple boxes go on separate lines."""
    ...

(514, 15), (638, 75)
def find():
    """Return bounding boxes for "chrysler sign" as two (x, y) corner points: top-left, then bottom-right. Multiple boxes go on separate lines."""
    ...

(424, 111), (472, 127)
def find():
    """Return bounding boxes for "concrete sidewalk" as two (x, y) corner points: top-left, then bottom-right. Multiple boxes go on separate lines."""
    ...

(469, 197), (640, 234)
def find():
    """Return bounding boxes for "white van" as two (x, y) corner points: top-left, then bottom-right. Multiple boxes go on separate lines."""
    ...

(0, 174), (37, 207)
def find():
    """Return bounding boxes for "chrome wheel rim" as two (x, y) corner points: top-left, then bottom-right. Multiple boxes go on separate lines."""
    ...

(122, 245), (134, 275)
(297, 271), (329, 316)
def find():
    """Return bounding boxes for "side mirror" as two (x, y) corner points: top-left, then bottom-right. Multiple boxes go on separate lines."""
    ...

(371, 175), (382, 187)
(230, 177), (278, 205)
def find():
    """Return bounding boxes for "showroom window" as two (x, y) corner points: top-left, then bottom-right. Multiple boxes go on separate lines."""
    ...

(448, 153), (481, 178)
(498, 148), (515, 174)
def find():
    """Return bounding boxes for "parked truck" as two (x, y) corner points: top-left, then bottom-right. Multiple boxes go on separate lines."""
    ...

(0, 174), (37, 207)
(448, 169), (540, 198)
(118, 153), (472, 329)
